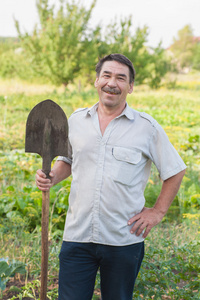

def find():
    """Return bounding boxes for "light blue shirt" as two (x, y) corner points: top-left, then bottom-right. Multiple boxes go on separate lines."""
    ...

(58, 103), (186, 246)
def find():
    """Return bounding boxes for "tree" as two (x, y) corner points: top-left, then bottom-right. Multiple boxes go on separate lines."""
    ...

(147, 44), (171, 89)
(15, 0), (97, 86)
(99, 17), (150, 84)
(78, 25), (103, 84)
(100, 16), (169, 87)
(192, 42), (200, 71)
(170, 25), (196, 70)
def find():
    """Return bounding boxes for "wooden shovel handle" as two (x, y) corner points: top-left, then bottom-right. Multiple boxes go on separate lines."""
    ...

(40, 190), (50, 300)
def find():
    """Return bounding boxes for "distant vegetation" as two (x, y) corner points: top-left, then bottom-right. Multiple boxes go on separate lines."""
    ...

(1, 0), (199, 89)
(0, 37), (18, 43)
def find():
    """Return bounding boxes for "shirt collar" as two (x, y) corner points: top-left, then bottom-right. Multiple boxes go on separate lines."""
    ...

(87, 103), (99, 117)
(118, 103), (135, 120)
(86, 102), (135, 120)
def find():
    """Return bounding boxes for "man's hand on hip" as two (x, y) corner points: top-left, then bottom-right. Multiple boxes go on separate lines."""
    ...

(128, 207), (164, 238)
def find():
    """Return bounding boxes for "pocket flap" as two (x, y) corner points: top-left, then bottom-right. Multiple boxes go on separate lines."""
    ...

(112, 147), (141, 164)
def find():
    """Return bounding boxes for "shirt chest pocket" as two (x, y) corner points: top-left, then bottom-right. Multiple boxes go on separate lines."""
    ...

(111, 147), (142, 185)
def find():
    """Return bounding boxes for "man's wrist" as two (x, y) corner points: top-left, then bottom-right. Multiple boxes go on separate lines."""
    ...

(152, 206), (166, 218)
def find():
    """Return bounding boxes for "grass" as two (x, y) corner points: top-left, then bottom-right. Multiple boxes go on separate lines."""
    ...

(0, 73), (200, 299)
(135, 221), (200, 299)
(1, 219), (199, 299)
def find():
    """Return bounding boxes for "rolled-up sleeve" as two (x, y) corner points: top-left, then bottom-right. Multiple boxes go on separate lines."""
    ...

(57, 138), (72, 165)
(149, 123), (186, 181)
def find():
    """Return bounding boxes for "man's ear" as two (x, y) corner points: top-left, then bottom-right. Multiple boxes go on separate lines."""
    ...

(94, 77), (99, 88)
(128, 82), (134, 94)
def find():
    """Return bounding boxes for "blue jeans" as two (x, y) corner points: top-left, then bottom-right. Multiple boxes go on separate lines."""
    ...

(58, 241), (144, 300)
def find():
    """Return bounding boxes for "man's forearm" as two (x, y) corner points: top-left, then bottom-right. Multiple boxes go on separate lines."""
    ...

(51, 160), (72, 186)
(153, 169), (186, 217)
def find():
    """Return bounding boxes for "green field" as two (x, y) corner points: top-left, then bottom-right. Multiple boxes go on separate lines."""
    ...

(0, 76), (200, 299)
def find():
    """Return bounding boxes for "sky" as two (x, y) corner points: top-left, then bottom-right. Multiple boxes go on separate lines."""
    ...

(0, 0), (200, 48)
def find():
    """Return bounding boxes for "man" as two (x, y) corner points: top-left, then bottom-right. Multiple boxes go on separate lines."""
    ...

(36, 54), (186, 300)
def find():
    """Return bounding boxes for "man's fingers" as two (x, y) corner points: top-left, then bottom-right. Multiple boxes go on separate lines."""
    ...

(36, 169), (46, 177)
(142, 226), (152, 238)
(130, 220), (152, 238)
(49, 171), (54, 177)
(36, 174), (50, 183)
(130, 220), (145, 235)
(128, 214), (141, 226)
(36, 180), (51, 191)
(36, 169), (52, 191)
(128, 207), (161, 238)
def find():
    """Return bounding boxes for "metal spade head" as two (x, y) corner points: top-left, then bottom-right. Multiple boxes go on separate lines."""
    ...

(25, 99), (68, 176)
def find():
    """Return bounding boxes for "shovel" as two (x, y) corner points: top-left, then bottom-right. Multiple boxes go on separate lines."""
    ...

(25, 99), (68, 300)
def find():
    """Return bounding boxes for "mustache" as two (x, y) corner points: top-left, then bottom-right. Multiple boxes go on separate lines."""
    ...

(101, 87), (121, 94)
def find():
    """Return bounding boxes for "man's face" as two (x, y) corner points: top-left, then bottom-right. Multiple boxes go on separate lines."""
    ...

(94, 60), (134, 110)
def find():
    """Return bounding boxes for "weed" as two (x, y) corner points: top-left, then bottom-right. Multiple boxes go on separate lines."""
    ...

(0, 259), (26, 295)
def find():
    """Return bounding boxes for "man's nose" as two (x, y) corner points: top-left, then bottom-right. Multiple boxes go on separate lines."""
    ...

(107, 77), (117, 87)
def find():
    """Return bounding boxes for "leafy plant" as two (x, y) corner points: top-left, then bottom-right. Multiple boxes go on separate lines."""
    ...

(0, 259), (26, 292)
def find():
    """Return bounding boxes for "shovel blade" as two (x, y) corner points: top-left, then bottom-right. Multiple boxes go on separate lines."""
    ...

(25, 99), (68, 174)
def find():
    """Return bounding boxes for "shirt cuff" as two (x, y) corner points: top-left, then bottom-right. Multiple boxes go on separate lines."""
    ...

(57, 156), (72, 165)
(161, 163), (186, 181)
